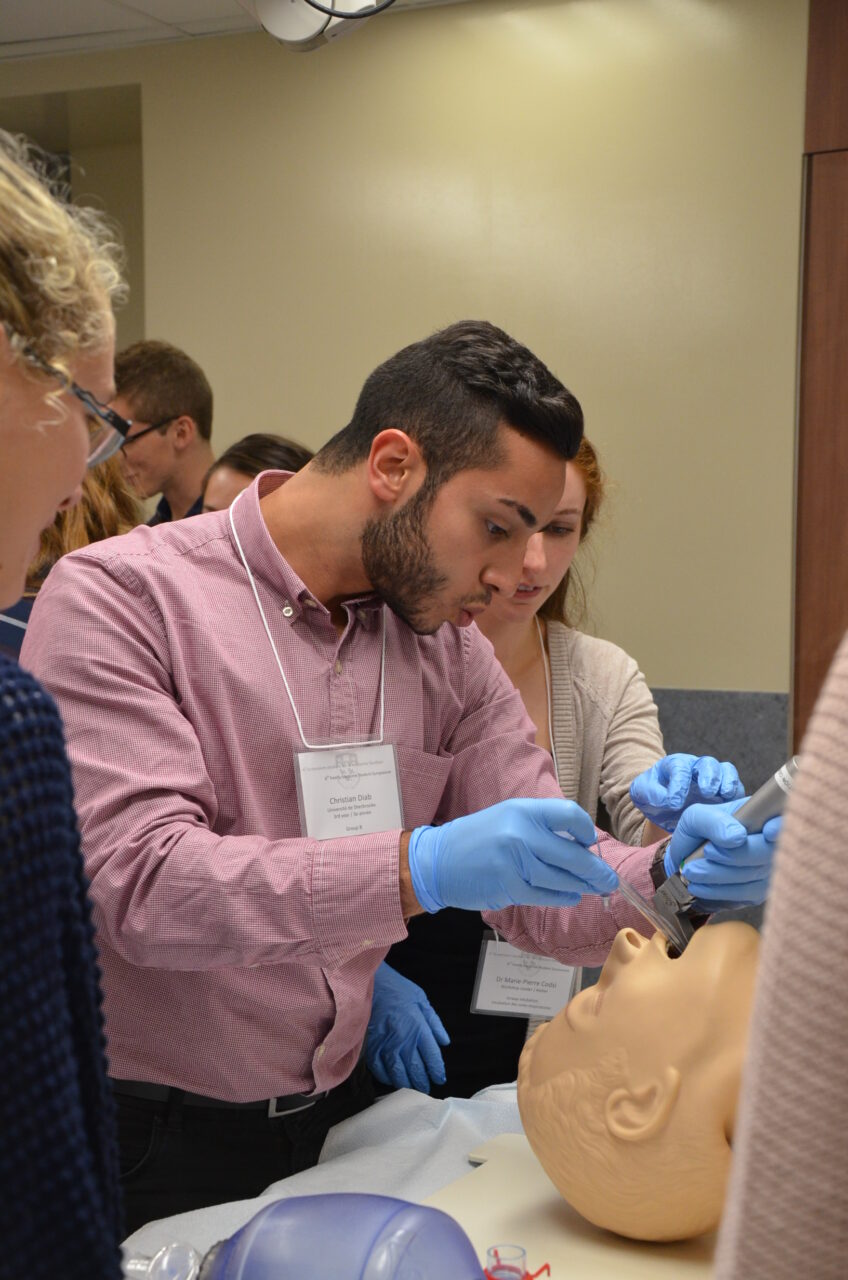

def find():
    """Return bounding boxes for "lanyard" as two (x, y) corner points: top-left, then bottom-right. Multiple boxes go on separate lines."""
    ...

(535, 614), (559, 779)
(228, 491), (387, 749)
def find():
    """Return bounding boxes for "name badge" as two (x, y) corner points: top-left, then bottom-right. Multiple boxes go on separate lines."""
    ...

(294, 744), (403, 840)
(471, 930), (580, 1020)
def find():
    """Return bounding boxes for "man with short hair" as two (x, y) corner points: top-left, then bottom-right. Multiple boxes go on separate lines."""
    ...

(22, 320), (779, 1231)
(112, 339), (214, 522)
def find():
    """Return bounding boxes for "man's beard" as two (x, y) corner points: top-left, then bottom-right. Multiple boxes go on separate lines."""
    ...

(360, 485), (449, 635)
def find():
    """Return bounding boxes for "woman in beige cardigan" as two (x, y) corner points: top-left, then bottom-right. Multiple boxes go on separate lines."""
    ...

(373, 439), (743, 1097)
(478, 437), (668, 849)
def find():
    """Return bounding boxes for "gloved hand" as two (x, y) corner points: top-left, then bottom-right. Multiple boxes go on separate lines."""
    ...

(407, 797), (618, 913)
(365, 962), (450, 1093)
(662, 800), (782, 905)
(630, 753), (744, 832)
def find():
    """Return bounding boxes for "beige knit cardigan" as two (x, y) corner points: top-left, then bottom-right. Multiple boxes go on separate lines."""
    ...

(546, 621), (664, 845)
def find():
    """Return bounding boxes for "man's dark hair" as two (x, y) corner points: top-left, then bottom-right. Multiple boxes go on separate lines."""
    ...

(202, 433), (313, 494)
(314, 320), (583, 486)
(114, 339), (213, 440)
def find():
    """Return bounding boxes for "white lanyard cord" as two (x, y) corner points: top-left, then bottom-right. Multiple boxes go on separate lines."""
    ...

(228, 490), (387, 750)
(535, 614), (559, 780)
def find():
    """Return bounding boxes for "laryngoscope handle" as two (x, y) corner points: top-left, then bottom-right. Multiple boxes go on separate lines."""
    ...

(678, 755), (800, 873)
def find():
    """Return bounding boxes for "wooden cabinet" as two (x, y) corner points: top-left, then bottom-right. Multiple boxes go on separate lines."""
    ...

(794, 0), (848, 744)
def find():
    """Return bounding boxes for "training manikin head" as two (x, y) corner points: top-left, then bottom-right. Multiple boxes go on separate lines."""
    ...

(517, 922), (760, 1242)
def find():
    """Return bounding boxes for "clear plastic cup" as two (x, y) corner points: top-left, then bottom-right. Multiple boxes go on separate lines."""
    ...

(486, 1242), (527, 1278)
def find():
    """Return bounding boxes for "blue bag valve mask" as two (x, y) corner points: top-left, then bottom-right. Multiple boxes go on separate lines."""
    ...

(196, 1192), (486, 1280)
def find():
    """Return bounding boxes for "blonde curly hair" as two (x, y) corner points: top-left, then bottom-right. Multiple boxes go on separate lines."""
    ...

(0, 129), (126, 382)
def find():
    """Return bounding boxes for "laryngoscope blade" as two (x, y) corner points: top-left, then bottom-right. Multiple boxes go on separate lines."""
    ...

(586, 844), (690, 955)
(613, 875), (690, 955)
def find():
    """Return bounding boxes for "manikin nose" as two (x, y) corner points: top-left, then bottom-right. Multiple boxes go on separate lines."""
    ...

(607, 928), (646, 967)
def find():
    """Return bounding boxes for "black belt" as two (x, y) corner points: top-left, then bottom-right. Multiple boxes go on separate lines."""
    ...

(112, 1078), (328, 1119)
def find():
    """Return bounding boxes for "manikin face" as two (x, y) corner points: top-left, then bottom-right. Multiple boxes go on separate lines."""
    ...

(518, 922), (760, 1242)
(526, 922), (759, 1088)
(202, 464), (253, 513)
(361, 425), (566, 635)
(0, 333), (115, 608)
(479, 462), (587, 627)
(113, 392), (177, 499)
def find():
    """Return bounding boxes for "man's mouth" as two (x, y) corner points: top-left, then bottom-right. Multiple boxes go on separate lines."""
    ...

(457, 599), (490, 626)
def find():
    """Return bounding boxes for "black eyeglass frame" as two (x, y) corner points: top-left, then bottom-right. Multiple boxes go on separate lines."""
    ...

(118, 416), (179, 450)
(9, 331), (132, 466)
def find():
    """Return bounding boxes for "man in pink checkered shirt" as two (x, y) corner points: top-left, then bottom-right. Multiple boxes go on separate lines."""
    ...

(23, 321), (777, 1231)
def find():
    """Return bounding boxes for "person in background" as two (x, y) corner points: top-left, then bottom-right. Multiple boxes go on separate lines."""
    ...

(112, 338), (214, 523)
(0, 454), (141, 660)
(202, 432), (313, 512)
(375, 437), (744, 1097)
(0, 128), (130, 1279)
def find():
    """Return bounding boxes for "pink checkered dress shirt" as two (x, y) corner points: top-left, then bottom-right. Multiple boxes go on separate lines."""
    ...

(22, 473), (655, 1102)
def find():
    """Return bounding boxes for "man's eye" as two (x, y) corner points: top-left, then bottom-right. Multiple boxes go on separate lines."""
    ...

(486, 521), (508, 538)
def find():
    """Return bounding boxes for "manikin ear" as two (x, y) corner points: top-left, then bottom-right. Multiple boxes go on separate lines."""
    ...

(605, 1066), (681, 1142)
(366, 429), (426, 505)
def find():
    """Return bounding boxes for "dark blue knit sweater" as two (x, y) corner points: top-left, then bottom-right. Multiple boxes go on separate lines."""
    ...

(0, 654), (123, 1278)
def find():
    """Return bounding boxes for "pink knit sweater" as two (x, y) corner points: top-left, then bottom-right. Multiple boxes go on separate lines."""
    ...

(715, 631), (848, 1277)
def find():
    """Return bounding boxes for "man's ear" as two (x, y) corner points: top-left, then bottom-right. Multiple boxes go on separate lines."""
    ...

(367, 429), (425, 505)
(605, 1066), (681, 1142)
(172, 415), (198, 450)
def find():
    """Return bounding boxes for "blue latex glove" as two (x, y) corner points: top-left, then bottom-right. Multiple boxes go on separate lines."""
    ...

(407, 797), (618, 913)
(662, 799), (782, 905)
(366, 962), (450, 1093)
(630, 753), (745, 832)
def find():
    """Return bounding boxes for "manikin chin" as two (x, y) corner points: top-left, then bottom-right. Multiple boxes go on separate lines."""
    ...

(517, 921), (759, 1242)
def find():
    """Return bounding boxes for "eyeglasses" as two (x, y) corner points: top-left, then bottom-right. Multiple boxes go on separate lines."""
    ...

(119, 416), (177, 451)
(12, 335), (131, 466)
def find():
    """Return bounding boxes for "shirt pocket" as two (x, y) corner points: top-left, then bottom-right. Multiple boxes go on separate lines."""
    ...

(394, 744), (454, 830)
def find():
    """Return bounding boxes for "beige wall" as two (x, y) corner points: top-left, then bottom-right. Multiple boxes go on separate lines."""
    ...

(71, 137), (145, 348)
(0, 0), (808, 691)
(0, 84), (145, 350)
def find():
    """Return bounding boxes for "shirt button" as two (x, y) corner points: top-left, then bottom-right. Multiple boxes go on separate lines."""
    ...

(356, 609), (367, 623)
(304, 598), (318, 609)
(362, 939), (374, 948)
(334, 659), (343, 675)
(282, 602), (294, 618)
(316, 1043), (326, 1060)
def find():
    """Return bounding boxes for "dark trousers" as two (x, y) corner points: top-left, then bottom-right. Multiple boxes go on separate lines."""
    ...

(116, 1061), (375, 1236)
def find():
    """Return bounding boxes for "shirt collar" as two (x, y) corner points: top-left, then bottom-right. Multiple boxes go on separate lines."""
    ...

(227, 470), (383, 628)
(148, 493), (204, 525)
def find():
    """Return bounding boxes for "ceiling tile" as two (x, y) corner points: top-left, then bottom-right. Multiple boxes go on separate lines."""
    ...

(121, 0), (249, 18)
(0, 0), (158, 42)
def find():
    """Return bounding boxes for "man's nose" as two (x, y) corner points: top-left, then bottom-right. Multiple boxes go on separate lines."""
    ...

(481, 541), (528, 596)
(522, 532), (546, 576)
